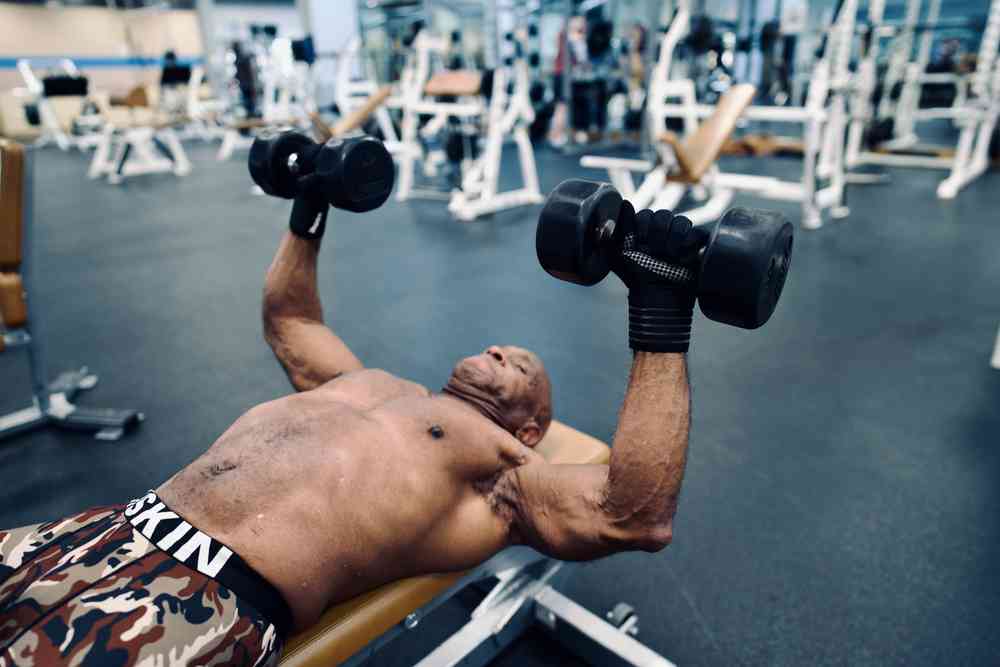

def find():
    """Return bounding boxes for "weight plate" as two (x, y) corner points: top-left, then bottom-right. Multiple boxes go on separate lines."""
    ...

(249, 131), (314, 199)
(536, 179), (621, 286)
(327, 137), (395, 212)
(698, 207), (793, 329)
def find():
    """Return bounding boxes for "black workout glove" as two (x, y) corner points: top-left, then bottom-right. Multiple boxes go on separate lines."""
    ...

(610, 202), (710, 353)
(288, 173), (329, 240)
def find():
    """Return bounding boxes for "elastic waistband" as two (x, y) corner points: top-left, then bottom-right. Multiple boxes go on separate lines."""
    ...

(124, 490), (294, 638)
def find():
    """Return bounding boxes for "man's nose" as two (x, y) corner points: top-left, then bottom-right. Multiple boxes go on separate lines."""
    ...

(486, 346), (506, 366)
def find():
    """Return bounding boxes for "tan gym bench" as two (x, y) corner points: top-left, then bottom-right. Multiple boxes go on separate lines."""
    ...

(279, 421), (674, 666)
(581, 83), (757, 226)
(312, 86), (393, 144)
(0, 140), (142, 441)
(659, 83), (757, 184)
(0, 140), (27, 346)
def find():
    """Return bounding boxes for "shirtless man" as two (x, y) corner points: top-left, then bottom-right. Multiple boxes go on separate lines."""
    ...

(0, 193), (698, 665)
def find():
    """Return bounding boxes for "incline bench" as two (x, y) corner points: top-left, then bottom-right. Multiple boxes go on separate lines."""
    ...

(0, 140), (142, 441)
(582, 83), (757, 225)
(280, 421), (675, 667)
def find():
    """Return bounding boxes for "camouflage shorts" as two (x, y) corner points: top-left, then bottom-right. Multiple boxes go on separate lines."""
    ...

(0, 491), (291, 666)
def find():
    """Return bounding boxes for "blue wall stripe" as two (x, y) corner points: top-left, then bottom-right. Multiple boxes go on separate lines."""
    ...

(0, 56), (203, 70)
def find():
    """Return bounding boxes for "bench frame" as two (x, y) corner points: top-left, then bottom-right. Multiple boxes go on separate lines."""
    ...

(0, 141), (143, 442)
(282, 549), (675, 667)
(88, 122), (191, 185)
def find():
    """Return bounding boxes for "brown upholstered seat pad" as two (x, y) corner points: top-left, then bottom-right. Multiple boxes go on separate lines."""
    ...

(279, 420), (611, 667)
(0, 273), (26, 329)
(660, 83), (756, 184)
(330, 86), (393, 139)
(0, 140), (24, 271)
(423, 70), (483, 97)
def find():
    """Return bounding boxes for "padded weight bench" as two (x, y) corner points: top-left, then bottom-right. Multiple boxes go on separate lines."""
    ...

(280, 421), (674, 667)
(0, 140), (143, 442)
(581, 83), (757, 225)
(87, 88), (192, 185)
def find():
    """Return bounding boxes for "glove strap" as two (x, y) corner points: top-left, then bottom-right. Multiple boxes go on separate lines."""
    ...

(289, 196), (328, 240)
(628, 290), (695, 353)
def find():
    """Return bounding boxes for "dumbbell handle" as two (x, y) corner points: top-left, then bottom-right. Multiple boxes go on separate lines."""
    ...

(594, 206), (701, 285)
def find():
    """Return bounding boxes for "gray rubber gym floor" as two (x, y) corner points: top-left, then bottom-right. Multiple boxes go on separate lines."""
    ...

(1, 142), (998, 666)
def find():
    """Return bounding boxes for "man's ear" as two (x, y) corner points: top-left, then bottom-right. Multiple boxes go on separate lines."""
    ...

(515, 420), (542, 447)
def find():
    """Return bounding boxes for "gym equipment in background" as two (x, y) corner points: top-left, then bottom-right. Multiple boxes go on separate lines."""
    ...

(581, 83), (759, 227)
(845, 0), (1000, 199)
(334, 37), (403, 154)
(87, 87), (192, 186)
(395, 28), (543, 221)
(0, 140), (143, 442)
(216, 27), (317, 162)
(15, 59), (104, 152)
(616, 0), (858, 230)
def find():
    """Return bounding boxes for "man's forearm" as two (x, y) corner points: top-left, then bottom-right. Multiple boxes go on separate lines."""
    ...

(261, 231), (363, 391)
(262, 232), (323, 327)
(603, 352), (690, 530)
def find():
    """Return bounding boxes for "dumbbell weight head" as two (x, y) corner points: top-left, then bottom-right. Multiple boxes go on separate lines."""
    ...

(248, 130), (316, 198)
(314, 136), (395, 213)
(536, 179), (621, 286)
(698, 208), (793, 329)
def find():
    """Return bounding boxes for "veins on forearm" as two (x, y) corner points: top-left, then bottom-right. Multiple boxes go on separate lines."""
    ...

(603, 353), (690, 526)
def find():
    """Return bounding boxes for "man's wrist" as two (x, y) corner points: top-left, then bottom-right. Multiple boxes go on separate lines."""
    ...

(289, 196), (328, 240)
(627, 289), (695, 353)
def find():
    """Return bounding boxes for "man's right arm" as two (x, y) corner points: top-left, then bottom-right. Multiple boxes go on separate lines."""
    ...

(262, 231), (363, 392)
(498, 352), (688, 559)
(498, 204), (708, 558)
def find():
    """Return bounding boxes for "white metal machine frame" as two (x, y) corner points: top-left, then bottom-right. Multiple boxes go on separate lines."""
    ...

(335, 37), (402, 152)
(16, 59), (103, 152)
(395, 31), (543, 221)
(216, 37), (315, 162)
(992, 325), (1000, 369)
(845, 0), (1000, 199)
(330, 547), (675, 667)
(581, 0), (858, 229)
(88, 116), (191, 185)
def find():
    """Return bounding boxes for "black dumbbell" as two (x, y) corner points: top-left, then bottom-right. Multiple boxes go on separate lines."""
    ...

(248, 130), (394, 213)
(536, 179), (793, 329)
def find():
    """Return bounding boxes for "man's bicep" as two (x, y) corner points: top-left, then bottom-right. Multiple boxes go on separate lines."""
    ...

(266, 316), (363, 392)
(502, 463), (635, 561)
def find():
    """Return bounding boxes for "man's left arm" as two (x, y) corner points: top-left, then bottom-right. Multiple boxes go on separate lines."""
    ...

(262, 231), (362, 392)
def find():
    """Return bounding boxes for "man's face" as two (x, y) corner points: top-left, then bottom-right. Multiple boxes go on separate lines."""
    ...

(446, 345), (552, 446)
